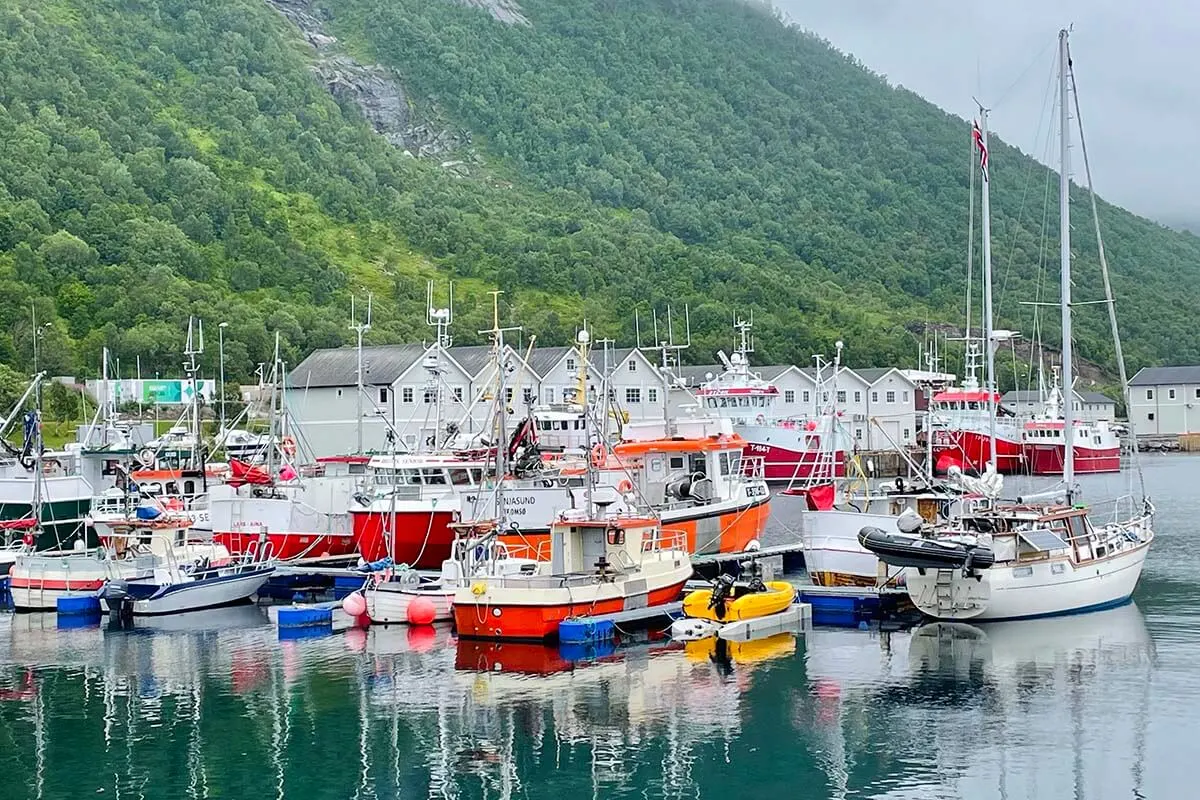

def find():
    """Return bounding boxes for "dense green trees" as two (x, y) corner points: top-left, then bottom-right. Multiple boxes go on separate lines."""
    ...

(0, 0), (1197, 389)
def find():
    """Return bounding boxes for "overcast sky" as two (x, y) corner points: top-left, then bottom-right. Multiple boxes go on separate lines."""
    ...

(774, 1), (1198, 226)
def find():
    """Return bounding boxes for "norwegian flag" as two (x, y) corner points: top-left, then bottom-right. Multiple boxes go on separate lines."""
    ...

(972, 120), (989, 182)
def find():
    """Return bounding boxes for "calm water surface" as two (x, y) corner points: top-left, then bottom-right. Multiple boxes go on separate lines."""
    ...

(1, 455), (1196, 799)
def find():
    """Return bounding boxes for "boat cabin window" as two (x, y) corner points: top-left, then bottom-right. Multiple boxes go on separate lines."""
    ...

(669, 456), (685, 471)
(1065, 514), (1089, 542)
(448, 468), (474, 485)
(689, 453), (707, 476)
(349, 463), (367, 475)
(606, 526), (624, 546)
(184, 480), (196, 495)
(166, 481), (179, 495)
(718, 451), (742, 477)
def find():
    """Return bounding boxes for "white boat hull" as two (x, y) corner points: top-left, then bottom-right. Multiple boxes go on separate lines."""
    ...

(801, 509), (891, 586)
(102, 567), (274, 616)
(366, 583), (454, 624)
(903, 539), (1151, 621)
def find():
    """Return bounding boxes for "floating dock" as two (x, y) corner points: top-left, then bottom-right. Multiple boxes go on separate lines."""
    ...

(717, 603), (812, 641)
(559, 601), (684, 643)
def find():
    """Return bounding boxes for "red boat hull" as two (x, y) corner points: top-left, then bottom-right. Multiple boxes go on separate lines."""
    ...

(453, 580), (688, 640)
(352, 510), (457, 569)
(933, 430), (1023, 474)
(213, 531), (358, 562)
(742, 443), (846, 482)
(1023, 444), (1121, 475)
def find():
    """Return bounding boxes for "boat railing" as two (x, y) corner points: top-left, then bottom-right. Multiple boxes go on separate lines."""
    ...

(243, 538), (275, 566)
(1088, 493), (1150, 526)
(740, 455), (766, 480)
(643, 527), (688, 555)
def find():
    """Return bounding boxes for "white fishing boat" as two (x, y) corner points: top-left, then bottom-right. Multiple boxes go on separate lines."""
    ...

(866, 32), (1154, 620)
(97, 529), (273, 617)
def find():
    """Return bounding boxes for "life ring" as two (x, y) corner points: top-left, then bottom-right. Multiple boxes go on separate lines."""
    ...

(617, 479), (634, 494)
(22, 531), (34, 547)
(590, 444), (604, 469)
(755, 414), (766, 425)
(138, 448), (156, 468)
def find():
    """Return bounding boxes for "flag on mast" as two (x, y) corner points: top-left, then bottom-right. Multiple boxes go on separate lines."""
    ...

(972, 120), (989, 182)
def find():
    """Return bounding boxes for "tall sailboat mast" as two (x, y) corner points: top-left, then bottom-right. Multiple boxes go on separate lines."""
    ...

(1058, 29), (1076, 497)
(976, 105), (998, 473)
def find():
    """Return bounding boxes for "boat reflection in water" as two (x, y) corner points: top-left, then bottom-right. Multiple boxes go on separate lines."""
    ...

(796, 602), (1154, 799)
(352, 625), (801, 799)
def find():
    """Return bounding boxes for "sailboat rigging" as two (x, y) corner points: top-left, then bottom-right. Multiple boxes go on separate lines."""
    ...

(861, 28), (1154, 620)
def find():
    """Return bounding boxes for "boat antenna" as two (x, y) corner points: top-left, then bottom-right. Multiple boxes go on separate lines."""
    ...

(184, 316), (207, 488)
(266, 331), (281, 478)
(426, 280), (454, 449)
(350, 292), (372, 455)
(578, 326), (596, 517)
(642, 305), (690, 426)
(1057, 29), (1076, 501)
(1065, 34), (1146, 502)
(479, 291), (521, 524)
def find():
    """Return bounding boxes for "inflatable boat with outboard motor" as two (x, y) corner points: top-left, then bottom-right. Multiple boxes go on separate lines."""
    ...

(682, 573), (796, 622)
(857, 527), (995, 572)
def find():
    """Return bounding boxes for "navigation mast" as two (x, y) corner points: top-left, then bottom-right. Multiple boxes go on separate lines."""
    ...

(1057, 29), (1076, 498)
(349, 293), (372, 455)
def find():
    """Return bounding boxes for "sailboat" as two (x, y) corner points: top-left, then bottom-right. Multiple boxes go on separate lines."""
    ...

(863, 30), (1154, 620)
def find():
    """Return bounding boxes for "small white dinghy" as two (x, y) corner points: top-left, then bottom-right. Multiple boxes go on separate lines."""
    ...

(366, 524), (539, 624)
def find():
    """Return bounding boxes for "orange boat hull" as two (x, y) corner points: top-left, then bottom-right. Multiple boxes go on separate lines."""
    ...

(453, 580), (688, 640)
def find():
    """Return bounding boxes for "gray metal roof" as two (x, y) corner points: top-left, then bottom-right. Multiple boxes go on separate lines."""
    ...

(524, 346), (573, 378)
(673, 364), (721, 387)
(288, 344), (426, 388)
(855, 367), (899, 384)
(444, 345), (495, 378)
(1129, 366), (1200, 386)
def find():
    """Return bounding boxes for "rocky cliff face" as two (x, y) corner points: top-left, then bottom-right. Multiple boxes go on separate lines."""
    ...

(452, 0), (529, 25)
(265, 0), (474, 160)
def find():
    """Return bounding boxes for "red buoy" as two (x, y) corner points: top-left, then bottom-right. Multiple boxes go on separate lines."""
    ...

(407, 596), (437, 625)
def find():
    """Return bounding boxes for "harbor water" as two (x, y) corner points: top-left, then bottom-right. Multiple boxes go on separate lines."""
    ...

(1, 455), (1196, 799)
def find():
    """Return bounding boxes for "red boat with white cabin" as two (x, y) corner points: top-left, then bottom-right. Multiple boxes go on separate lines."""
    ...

(1021, 376), (1121, 474)
(929, 376), (1024, 475)
(695, 322), (847, 482)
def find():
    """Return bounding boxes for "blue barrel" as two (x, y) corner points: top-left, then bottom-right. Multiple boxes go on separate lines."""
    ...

(278, 624), (334, 641)
(57, 594), (102, 616)
(558, 617), (615, 644)
(277, 606), (333, 628)
(57, 612), (101, 630)
(559, 638), (618, 662)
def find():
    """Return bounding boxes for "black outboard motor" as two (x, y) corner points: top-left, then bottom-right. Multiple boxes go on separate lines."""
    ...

(707, 573), (737, 620)
(99, 580), (135, 624)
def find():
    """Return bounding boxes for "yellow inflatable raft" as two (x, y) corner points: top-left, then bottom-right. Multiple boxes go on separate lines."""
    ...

(682, 579), (795, 622)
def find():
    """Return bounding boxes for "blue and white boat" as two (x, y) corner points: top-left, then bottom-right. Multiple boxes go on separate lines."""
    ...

(98, 529), (274, 617)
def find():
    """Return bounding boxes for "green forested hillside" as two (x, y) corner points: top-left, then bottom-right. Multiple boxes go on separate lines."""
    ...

(1, 0), (1198, 390)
